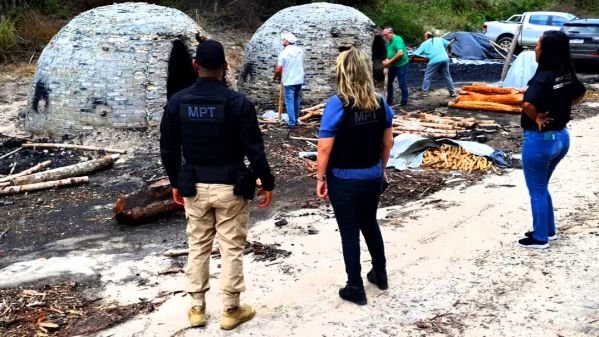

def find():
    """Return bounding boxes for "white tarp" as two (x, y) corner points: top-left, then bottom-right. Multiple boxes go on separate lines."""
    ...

(387, 134), (498, 171)
(502, 50), (538, 89)
(261, 110), (289, 122)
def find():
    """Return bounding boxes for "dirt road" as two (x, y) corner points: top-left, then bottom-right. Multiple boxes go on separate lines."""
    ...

(3, 114), (595, 336)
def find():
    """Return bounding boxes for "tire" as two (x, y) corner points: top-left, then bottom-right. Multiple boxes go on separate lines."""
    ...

(497, 36), (514, 50)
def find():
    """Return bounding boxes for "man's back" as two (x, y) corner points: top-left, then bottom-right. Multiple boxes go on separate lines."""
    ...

(278, 45), (304, 86)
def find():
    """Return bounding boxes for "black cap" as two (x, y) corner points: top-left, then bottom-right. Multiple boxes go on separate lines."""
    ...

(195, 39), (226, 70)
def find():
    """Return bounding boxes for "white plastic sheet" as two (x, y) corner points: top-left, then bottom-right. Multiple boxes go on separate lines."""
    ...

(387, 135), (497, 170)
(502, 50), (538, 89)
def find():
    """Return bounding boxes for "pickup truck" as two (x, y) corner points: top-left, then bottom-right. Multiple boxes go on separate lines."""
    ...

(484, 11), (577, 49)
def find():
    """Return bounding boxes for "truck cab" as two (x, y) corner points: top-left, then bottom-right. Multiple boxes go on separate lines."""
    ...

(484, 12), (576, 49)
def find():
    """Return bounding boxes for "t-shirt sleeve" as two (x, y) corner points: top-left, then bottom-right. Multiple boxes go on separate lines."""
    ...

(442, 38), (450, 47)
(319, 96), (345, 138)
(383, 99), (394, 128)
(524, 72), (552, 112)
(277, 50), (285, 67)
(413, 41), (426, 57)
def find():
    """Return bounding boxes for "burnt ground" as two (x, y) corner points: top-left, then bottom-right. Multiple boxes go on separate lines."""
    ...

(0, 61), (598, 336)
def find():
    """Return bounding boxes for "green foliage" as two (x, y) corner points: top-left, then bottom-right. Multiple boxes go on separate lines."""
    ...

(0, 18), (18, 62)
(43, 0), (60, 14)
(362, 1), (424, 43)
(357, 0), (562, 43)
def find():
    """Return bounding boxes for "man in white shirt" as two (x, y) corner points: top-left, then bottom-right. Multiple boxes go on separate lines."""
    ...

(273, 32), (305, 128)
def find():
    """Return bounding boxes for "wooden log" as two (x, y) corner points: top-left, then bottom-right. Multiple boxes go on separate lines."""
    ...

(456, 92), (523, 105)
(115, 199), (183, 225)
(0, 160), (52, 183)
(300, 103), (326, 113)
(0, 147), (22, 160)
(393, 130), (458, 138)
(417, 122), (466, 131)
(416, 113), (478, 128)
(298, 109), (323, 122)
(448, 101), (522, 113)
(417, 116), (476, 129)
(289, 136), (319, 142)
(277, 83), (284, 121)
(393, 125), (458, 135)
(22, 143), (126, 154)
(501, 24), (523, 82)
(461, 85), (517, 95)
(163, 248), (189, 257)
(0, 177), (89, 196)
(10, 156), (114, 186)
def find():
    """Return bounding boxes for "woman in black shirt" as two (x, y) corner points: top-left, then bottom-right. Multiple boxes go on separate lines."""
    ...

(519, 31), (586, 248)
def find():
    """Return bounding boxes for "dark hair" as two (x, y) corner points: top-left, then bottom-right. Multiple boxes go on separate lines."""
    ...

(537, 30), (574, 75)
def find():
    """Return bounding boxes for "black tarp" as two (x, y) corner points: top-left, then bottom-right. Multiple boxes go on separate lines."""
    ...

(443, 32), (504, 60)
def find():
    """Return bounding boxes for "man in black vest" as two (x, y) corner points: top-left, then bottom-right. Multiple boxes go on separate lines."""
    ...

(160, 39), (274, 330)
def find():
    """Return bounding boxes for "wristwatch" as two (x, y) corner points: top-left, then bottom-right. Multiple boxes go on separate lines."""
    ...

(316, 175), (327, 182)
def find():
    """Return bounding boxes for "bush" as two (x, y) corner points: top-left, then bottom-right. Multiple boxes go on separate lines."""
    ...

(362, 1), (424, 43)
(0, 19), (18, 62)
(16, 11), (63, 48)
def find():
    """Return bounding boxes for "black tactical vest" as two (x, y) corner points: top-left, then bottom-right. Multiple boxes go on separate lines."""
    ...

(178, 94), (244, 174)
(328, 97), (387, 169)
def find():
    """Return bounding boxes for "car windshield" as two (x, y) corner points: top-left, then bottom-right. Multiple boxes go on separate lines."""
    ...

(563, 24), (599, 34)
(506, 15), (522, 22)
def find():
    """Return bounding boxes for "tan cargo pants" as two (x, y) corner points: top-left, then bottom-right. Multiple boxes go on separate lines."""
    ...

(183, 183), (249, 310)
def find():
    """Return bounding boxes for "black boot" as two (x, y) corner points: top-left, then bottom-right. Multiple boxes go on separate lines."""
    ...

(338, 285), (367, 305)
(367, 269), (388, 290)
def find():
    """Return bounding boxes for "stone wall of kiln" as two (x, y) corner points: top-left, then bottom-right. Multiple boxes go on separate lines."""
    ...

(26, 3), (205, 135)
(237, 3), (377, 109)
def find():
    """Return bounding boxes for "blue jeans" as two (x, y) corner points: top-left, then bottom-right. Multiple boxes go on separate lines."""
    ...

(422, 60), (455, 95)
(284, 84), (302, 127)
(387, 64), (408, 105)
(327, 174), (386, 287)
(522, 129), (570, 242)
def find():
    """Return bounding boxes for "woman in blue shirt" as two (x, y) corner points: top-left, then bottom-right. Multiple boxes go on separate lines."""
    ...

(316, 47), (394, 305)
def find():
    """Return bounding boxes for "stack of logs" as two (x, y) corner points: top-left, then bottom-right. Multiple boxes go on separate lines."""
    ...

(423, 144), (497, 173)
(393, 112), (500, 138)
(298, 103), (326, 124)
(448, 84), (525, 113)
(0, 143), (123, 196)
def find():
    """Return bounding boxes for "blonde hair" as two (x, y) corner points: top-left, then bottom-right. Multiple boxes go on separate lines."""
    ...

(335, 47), (380, 111)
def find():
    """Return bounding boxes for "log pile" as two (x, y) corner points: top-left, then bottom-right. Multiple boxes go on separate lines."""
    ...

(298, 103), (326, 123)
(0, 153), (117, 196)
(448, 84), (525, 113)
(422, 144), (496, 173)
(393, 112), (501, 139)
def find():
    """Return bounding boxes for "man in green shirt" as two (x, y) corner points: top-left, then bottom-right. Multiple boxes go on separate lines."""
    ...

(382, 27), (409, 106)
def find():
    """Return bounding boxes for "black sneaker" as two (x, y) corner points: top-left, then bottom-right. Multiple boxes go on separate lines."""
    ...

(338, 285), (367, 305)
(518, 237), (549, 249)
(524, 231), (557, 241)
(367, 269), (388, 290)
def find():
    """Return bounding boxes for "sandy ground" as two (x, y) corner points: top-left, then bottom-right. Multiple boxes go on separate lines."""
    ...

(2, 111), (597, 337)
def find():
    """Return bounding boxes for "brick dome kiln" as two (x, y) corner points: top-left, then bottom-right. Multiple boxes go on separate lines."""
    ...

(237, 3), (383, 109)
(25, 2), (206, 135)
